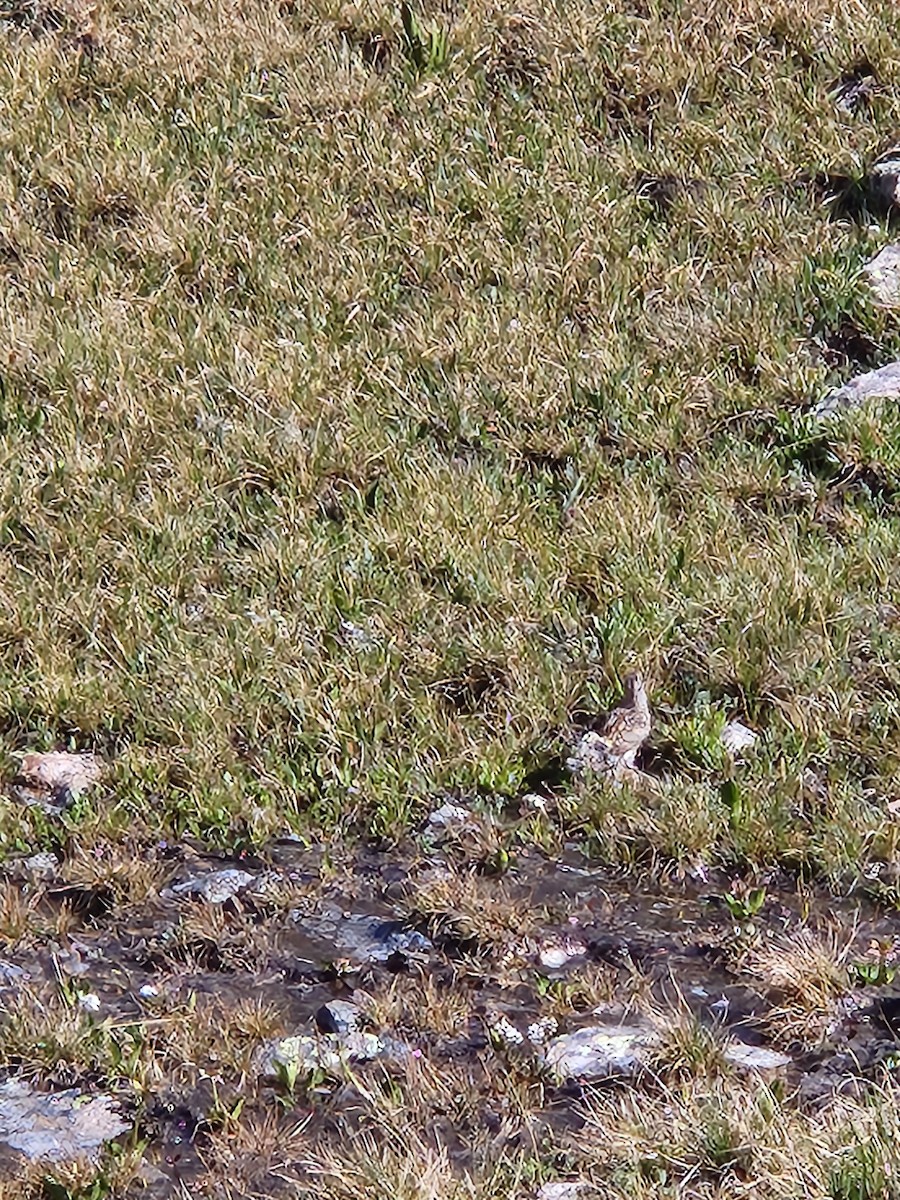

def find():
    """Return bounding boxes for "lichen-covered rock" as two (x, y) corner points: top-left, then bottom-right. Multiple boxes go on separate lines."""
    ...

(543, 1023), (658, 1081)
(256, 1030), (386, 1079)
(864, 245), (900, 308)
(0, 1080), (130, 1163)
(167, 868), (256, 904)
(815, 361), (900, 419)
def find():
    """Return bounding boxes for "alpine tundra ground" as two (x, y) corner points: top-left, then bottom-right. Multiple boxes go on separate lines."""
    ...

(2, 0), (900, 1196)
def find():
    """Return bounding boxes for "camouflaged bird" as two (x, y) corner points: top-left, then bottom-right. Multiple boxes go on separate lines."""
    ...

(598, 671), (651, 767)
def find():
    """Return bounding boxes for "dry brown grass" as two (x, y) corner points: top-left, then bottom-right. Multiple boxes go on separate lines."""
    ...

(1, 0), (900, 1191)
(58, 837), (168, 910)
(166, 902), (278, 973)
(579, 1078), (900, 1200)
(406, 870), (544, 953)
(744, 924), (854, 1044)
(199, 1110), (314, 1199)
(365, 969), (472, 1038)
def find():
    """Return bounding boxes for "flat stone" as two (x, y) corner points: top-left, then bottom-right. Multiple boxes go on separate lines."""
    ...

(315, 999), (362, 1035)
(721, 720), (758, 756)
(864, 245), (900, 308)
(815, 360), (900, 419)
(168, 868), (256, 904)
(0, 1080), (130, 1163)
(543, 1023), (658, 1081)
(256, 1029), (386, 1079)
(537, 1184), (588, 1200)
(724, 1042), (792, 1071)
(295, 911), (433, 966)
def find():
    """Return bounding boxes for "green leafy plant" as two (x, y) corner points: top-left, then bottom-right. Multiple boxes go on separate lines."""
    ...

(676, 705), (728, 769)
(851, 941), (897, 988)
(723, 886), (767, 925)
(400, 2), (449, 73)
(720, 780), (744, 830)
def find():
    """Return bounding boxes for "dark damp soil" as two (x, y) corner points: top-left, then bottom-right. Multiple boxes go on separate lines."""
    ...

(2, 839), (900, 1194)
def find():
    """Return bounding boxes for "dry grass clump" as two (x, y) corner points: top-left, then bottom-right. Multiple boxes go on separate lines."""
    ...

(199, 1109), (314, 1200)
(647, 1003), (730, 1081)
(405, 870), (544, 953)
(743, 924), (854, 1044)
(579, 1079), (900, 1200)
(0, 879), (48, 948)
(537, 962), (625, 1020)
(295, 1078), (541, 1200)
(364, 969), (472, 1038)
(0, 981), (284, 1098)
(57, 837), (169, 910)
(163, 901), (278, 973)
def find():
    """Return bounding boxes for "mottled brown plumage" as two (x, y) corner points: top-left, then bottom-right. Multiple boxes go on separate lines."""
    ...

(599, 672), (651, 766)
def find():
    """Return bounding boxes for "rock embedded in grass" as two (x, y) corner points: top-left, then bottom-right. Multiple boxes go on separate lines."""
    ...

(863, 245), (900, 308)
(814, 361), (900, 419)
(427, 801), (480, 832)
(9, 751), (103, 814)
(0, 1079), (130, 1163)
(166, 867), (257, 904)
(255, 1018), (410, 1080)
(292, 907), (433, 966)
(721, 719), (758, 757)
(537, 1183), (589, 1200)
(315, 999), (363, 1035)
(868, 148), (900, 212)
(543, 1022), (659, 1081)
(723, 1041), (792, 1072)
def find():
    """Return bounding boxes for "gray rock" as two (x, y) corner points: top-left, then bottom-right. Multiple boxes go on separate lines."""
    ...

(543, 1023), (658, 1081)
(864, 245), (900, 308)
(869, 149), (900, 211)
(830, 67), (876, 114)
(815, 360), (900, 419)
(721, 719), (758, 757)
(315, 999), (362, 1035)
(0, 962), (29, 986)
(566, 732), (616, 776)
(294, 910), (433, 966)
(256, 1029), (386, 1079)
(427, 802), (477, 829)
(537, 1184), (588, 1200)
(724, 1042), (792, 1071)
(167, 868), (256, 904)
(22, 852), (60, 880)
(0, 1079), (130, 1163)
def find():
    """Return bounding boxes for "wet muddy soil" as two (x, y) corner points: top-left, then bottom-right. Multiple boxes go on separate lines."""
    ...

(2, 841), (900, 1194)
